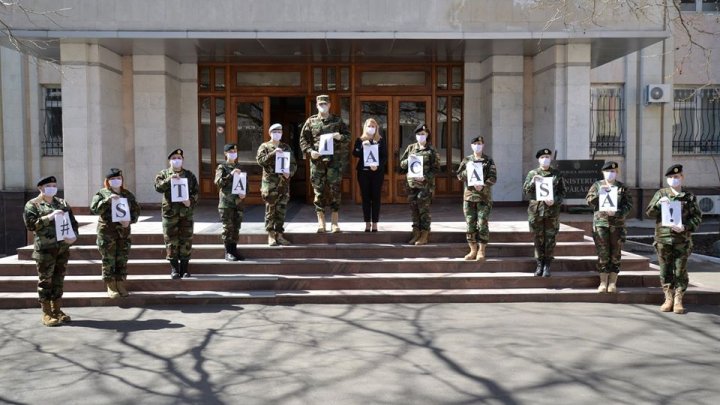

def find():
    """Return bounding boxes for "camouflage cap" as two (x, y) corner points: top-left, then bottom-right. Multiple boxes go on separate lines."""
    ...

(665, 164), (683, 176)
(601, 161), (619, 171)
(105, 168), (123, 179)
(223, 144), (238, 152)
(168, 148), (184, 159)
(36, 175), (57, 187)
(316, 95), (330, 104)
(536, 148), (552, 159)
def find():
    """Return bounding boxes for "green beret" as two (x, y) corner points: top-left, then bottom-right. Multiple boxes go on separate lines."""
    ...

(536, 148), (552, 159)
(37, 175), (57, 187)
(414, 123), (430, 135)
(105, 168), (123, 179)
(665, 164), (682, 176)
(471, 136), (484, 144)
(601, 161), (618, 171)
(223, 144), (237, 152)
(168, 148), (184, 159)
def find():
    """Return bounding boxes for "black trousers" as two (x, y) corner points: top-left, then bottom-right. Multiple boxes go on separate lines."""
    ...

(357, 169), (384, 222)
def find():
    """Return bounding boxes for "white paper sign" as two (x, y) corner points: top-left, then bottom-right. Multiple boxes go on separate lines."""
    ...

(170, 177), (189, 202)
(598, 186), (619, 212)
(466, 162), (485, 187)
(661, 200), (683, 227)
(111, 198), (131, 222)
(535, 177), (554, 201)
(363, 144), (379, 167)
(407, 154), (424, 179)
(232, 172), (247, 196)
(55, 212), (76, 241)
(275, 151), (291, 174)
(319, 133), (334, 155)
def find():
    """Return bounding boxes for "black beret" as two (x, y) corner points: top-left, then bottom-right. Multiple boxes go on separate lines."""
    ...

(36, 175), (57, 187)
(665, 164), (683, 176)
(536, 148), (552, 159)
(223, 144), (237, 152)
(316, 95), (330, 103)
(168, 148), (184, 159)
(601, 161), (618, 171)
(414, 124), (430, 135)
(471, 136), (484, 144)
(105, 168), (123, 179)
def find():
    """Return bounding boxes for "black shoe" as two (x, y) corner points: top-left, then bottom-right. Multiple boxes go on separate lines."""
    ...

(170, 259), (181, 279)
(534, 260), (544, 277)
(224, 243), (239, 262)
(180, 260), (190, 278)
(542, 262), (552, 278)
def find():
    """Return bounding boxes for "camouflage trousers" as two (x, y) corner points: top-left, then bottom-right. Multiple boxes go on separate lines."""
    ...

(162, 213), (193, 260)
(263, 190), (290, 232)
(592, 225), (626, 273)
(655, 241), (691, 292)
(97, 230), (132, 281)
(408, 186), (433, 231)
(219, 207), (244, 244)
(310, 160), (343, 213)
(32, 246), (70, 302)
(529, 215), (559, 261)
(464, 200), (492, 243)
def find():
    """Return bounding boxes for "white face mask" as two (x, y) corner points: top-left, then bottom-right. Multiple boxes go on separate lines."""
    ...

(317, 105), (329, 114)
(227, 152), (238, 160)
(471, 144), (484, 154)
(43, 186), (57, 197)
(366, 127), (376, 135)
(416, 135), (427, 144)
(170, 159), (183, 169)
(539, 157), (551, 167)
(271, 131), (283, 141)
(109, 179), (123, 188)
(603, 171), (617, 182)
(667, 177), (681, 188)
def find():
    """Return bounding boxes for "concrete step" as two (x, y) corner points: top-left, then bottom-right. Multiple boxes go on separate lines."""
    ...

(15, 241), (600, 261)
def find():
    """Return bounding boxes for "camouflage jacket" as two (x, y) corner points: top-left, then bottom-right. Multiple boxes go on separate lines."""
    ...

(89, 188), (141, 236)
(585, 180), (633, 228)
(299, 113), (351, 165)
(154, 168), (199, 216)
(646, 187), (702, 244)
(522, 166), (566, 217)
(23, 195), (79, 251)
(214, 162), (246, 209)
(456, 154), (497, 203)
(399, 142), (441, 191)
(256, 141), (297, 195)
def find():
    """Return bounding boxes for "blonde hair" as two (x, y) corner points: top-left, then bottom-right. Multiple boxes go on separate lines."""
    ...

(362, 118), (382, 143)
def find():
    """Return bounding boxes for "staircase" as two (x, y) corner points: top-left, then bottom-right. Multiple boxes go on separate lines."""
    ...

(2, 221), (719, 308)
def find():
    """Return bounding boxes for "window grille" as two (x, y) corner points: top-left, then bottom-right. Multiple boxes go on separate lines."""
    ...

(41, 87), (63, 156)
(590, 85), (625, 156)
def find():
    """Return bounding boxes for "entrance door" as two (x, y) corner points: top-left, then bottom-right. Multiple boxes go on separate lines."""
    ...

(355, 96), (430, 203)
(228, 97), (268, 204)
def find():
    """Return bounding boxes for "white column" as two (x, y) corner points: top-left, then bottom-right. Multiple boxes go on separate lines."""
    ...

(0, 46), (28, 190)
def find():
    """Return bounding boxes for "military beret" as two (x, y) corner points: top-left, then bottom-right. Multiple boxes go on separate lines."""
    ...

(601, 161), (618, 171)
(316, 95), (330, 104)
(269, 123), (282, 132)
(536, 148), (552, 159)
(168, 148), (184, 159)
(471, 136), (485, 144)
(223, 144), (237, 152)
(665, 164), (683, 176)
(36, 175), (57, 187)
(105, 168), (123, 179)
(414, 123), (430, 135)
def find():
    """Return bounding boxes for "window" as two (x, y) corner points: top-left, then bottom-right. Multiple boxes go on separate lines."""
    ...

(590, 85), (625, 156)
(41, 87), (63, 156)
(673, 87), (720, 154)
(679, 0), (720, 12)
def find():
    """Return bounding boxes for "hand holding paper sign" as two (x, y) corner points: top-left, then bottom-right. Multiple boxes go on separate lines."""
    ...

(598, 186), (618, 213)
(466, 162), (484, 187)
(319, 133), (334, 155)
(170, 178), (189, 202)
(232, 172), (247, 196)
(407, 154), (424, 179)
(275, 152), (291, 174)
(55, 212), (76, 242)
(535, 177), (554, 202)
(363, 144), (379, 168)
(661, 200), (682, 227)
(111, 198), (131, 223)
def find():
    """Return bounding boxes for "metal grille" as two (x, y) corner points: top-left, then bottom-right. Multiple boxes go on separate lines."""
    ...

(41, 87), (63, 156)
(590, 86), (625, 156)
(673, 88), (720, 154)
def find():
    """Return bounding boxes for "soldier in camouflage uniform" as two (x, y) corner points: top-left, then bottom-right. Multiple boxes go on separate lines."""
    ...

(299, 94), (351, 233)
(89, 168), (141, 298)
(399, 124), (441, 246)
(23, 175), (79, 326)
(522, 148), (566, 277)
(456, 136), (497, 261)
(257, 123), (297, 246)
(154, 148), (199, 279)
(214, 144), (246, 262)
(585, 161), (633, 294)
(646, 164), (702, 314)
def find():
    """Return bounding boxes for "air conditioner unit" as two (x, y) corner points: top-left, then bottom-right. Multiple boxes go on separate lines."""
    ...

(646, 84), (672, 104)
(697, 195), (720, 215)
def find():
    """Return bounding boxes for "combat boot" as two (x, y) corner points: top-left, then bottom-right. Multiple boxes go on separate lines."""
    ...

(415, 230), (429, 246)
(660, 284), (674, 312)
(331, 211), (341, 233)
(673, 290), (686, 314)
(51, 298), (71, 323)
(116, 278), (130, 297)
(276, 233), (291, 246)
(607, 272), (619, 293)
(40, 301), (60, 327)
(268, 231), (278, 246)
(597, 273), (609, 293)
(408, 229), (420, 244)
(316, 212), (326, 233)
(464, 240), (478, 260)
(542, 260), (552, 278)
(534, 259), (544, 277)
(105, 279), (120, 299)
(476, 243), (487, 262)
(232, 244), (245, 261)
(180, 260), (191, 278)
(224, 242), (239, 262)
(170, 259), (181, 279)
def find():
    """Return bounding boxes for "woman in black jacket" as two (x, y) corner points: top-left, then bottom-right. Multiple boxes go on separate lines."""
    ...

(352, 118), (388, 232)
